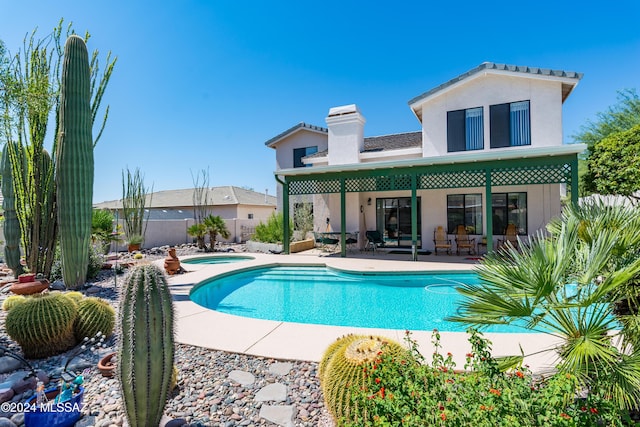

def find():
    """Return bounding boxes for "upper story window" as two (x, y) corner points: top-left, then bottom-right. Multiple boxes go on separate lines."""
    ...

(293, 146), (318, 168)
(447, 107), (484, 152)
(490, 100), (530, 148)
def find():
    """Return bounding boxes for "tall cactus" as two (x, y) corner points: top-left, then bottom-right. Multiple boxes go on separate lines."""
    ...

(56, 35), (93, 289)
(118, 264), (175, 426)
(1, 143), (24, 277)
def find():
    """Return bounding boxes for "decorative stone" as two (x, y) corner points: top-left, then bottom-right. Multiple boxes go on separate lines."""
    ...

(9, 413), (23, 426)
(0, 387), (14, 404)
(228, 370), (255, 385)
(85, 286), (101, 294)
(259, 405), (296, 427)
(0, 357), (22, 374)
(269, 362), (293, 376)
(10, 376), (35, 394)
(254, 383), (287, 402)
(0, 418), (17, 427)
(74, 415), (97, 427)
(49, 280), (66, 291)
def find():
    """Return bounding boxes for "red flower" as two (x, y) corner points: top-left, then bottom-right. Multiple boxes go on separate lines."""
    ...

(466, 353), (474, 358)
(378, 387), (385, 399)
(489, 388), (501, 396)
(590, 407), (598, 414)
(375, 377), (381, 384)
(440, 412), (446, 421)
(515, 371), (524, 378)
(439, 405), (445, 411)
(581, 406), (587, 412)
(447, 352), (452, 357)
(560, 413), (571, 420)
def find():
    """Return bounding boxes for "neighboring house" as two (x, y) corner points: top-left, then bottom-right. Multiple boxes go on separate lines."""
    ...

(265, 62), (585, 258)
(94, 186), (276, 247)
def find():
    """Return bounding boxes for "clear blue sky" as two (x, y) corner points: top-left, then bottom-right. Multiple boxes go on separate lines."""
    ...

(1, 0), (639, 203)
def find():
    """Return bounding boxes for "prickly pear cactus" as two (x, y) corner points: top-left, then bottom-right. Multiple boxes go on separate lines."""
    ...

(319, 335), (405, 424)
(5, 293), (78, 358)
(118, 264), (175, 426)
(74, 297), (115, 341)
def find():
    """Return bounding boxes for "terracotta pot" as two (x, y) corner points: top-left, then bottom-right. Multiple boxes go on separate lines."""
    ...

(164, 248), (181, 275)
(98, 352), (116, 377)
(18, 273), (36, 283)
(127, 243), (141, 253)
(10, 279), (49, 295)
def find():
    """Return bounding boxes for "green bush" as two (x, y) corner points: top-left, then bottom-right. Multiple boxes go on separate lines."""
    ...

(252, 212), (293, 243)
(343, 330), (628, 427)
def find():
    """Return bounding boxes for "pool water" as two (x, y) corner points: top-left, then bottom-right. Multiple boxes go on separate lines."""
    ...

(182, 255), (255, 265)
(190, 266), (529, 332)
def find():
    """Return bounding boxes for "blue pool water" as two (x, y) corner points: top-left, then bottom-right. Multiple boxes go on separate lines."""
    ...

(182, 255), (255, 265)
(190, 266), (529, 332)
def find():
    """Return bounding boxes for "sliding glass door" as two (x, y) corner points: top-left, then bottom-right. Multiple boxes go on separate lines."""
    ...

(376, 197), (421, 248)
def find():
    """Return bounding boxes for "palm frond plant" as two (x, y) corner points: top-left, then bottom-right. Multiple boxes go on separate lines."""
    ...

(203, 215), (230, 251)
(449, 200), (640, 411)
(187, 223), (207, 250)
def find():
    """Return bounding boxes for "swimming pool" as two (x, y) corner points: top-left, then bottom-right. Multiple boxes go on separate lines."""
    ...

(190, 265), (529, 332)
(182, 255), (255, 265)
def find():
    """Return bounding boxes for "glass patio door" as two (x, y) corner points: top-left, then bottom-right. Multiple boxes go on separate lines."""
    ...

(376, 197), (421, 248)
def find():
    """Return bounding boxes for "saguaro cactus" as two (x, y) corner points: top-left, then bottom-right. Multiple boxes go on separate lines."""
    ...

(118, 264), (175, 426)
(56, 35), (94, 289)
(1, 143), (24, 277)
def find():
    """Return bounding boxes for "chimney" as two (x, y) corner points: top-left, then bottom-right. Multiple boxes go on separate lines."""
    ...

(325, 104), (365, 165)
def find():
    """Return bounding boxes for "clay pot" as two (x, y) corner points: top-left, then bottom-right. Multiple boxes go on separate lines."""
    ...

(18, 273), (36, 283)
(10, 279), (49, 295)
(98, 352), (117, 377)
(127, 243), (141, 253)
(164, 247), (181, 275)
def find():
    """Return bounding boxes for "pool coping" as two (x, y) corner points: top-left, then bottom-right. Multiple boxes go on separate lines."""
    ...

(162, 253), (562, 373)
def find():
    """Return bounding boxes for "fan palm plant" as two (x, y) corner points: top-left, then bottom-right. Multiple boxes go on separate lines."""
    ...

(203, 215), (230, 251)
(449, 200), (640, 410)
(187, 223), (207, 250)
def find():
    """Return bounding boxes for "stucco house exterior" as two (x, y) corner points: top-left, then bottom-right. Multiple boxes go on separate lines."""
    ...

(265, 62), (586, 258)
(94, 186), (276, 247)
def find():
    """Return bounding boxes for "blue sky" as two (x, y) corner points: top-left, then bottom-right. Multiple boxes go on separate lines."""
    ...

(1, 0), (639, 203)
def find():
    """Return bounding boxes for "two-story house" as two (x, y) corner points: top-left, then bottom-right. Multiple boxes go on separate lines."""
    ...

(265, 62), (585, 258)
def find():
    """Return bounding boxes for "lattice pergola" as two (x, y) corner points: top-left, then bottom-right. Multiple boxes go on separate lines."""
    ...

(278, 153), (579, 259)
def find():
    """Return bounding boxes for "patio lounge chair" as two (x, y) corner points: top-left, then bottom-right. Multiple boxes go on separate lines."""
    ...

(314, 232), (339, 252)
(498, 223), (519, 250)
(433, 226), (452, 255)
(454, 225), (475, 255)
(365, 230), (385, 253)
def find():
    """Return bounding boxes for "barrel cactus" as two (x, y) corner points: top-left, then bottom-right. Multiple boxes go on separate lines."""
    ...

(2, 295), (26, 312)
(74, 297), (115, 341)
(118, 264), (175, 426)
(319, 335), (406, 424)
(1, 143), (24, 277)
(56, 34), (94, 289)
(5, 293), (78, 358)
(63, 291), (85, 304)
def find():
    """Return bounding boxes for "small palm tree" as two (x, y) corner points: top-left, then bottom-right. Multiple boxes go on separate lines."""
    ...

(187, 223), (207, 250)
(203, 215), (230, 251)
(450, 201), (640, 410)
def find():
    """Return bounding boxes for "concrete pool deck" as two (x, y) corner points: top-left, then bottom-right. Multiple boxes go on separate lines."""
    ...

(163, 252), (561, 373)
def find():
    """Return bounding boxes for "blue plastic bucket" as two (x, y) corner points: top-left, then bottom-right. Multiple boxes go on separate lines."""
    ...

(24, 386), (84, 427)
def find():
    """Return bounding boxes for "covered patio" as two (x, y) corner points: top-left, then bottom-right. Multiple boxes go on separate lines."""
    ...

(276, 145), (581, 259)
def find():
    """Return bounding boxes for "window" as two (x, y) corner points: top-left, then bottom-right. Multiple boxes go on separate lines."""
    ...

(375, 197), (421, 248)
(248, 213), (254, 219)
(447, 107), (484, 152)
(490, 100), (530, 148)
(447, 194), (482, 234)
(293, 146), (318, 168)
(492, 192), (527, 235)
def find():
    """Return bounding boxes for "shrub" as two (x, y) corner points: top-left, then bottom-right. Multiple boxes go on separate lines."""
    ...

(343, 330), (628, 427)
(51, 244), (104, 284)
(252, 212), (293, 244)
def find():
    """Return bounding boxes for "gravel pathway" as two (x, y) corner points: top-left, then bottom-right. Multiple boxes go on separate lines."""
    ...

(0, 245), (334, 427)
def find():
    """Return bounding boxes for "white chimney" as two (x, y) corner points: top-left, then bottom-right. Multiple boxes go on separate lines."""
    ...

(325, 104), (365, 165)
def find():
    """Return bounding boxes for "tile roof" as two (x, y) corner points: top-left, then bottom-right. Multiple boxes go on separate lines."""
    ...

(93, 186), (276, 210)
(408, 61), (583, 107)
(304, 131), (422, 160)
(264, 122), (328, 148)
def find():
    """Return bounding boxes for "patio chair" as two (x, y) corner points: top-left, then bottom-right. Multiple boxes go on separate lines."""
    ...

(454, 225), (475, 255)
(433, 226), (452, 255)
(314, 232), (338, 252)
(365, 230), (385, 253)
(345, 231), (358, 252)
(498, 223), (519, 250)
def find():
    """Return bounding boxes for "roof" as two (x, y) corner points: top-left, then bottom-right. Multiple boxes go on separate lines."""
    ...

(93, 186), (277, 210)
(277, 144), (587, 177)
(264, 122), (328, 148)
(409, 62), (583, 121)
(304, 131), (422, 160)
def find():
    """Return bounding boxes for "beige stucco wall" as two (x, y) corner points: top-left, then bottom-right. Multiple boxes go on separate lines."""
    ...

(421, 74), (564, 157)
